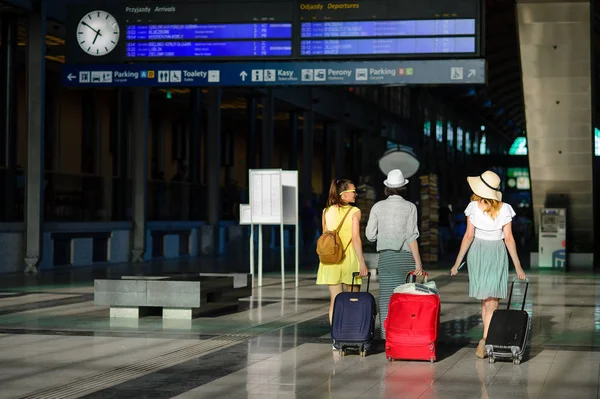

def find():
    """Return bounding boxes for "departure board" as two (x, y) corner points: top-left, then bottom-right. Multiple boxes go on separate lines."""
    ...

(66, 0), (482, 63)
(126, 41), (293, 58)
(300, 19), (476, 38)
(126, 23), (293, 40)
(300, 37), (475, 56)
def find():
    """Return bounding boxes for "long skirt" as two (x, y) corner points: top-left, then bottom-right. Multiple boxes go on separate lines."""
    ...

(378, 250), (415, 339)
(466, 238), (508, 300)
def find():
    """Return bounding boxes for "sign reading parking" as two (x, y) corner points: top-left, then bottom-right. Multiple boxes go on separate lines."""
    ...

(62, 59), (486, 87)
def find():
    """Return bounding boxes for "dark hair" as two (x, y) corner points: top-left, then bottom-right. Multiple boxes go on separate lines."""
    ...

(384, 186), (407, 198)
(326, 179), (354, 207)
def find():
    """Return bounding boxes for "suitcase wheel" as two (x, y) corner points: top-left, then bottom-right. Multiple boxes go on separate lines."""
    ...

(488, 357), (495, 364)
(387, 357), (393, 362)
(430, 357), (435, 363)
(513, 355), (523, 365)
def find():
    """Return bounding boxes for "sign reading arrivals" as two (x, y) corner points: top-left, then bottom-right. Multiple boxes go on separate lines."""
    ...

(65, 0), (482, 63)
(61, 59), (486, 87)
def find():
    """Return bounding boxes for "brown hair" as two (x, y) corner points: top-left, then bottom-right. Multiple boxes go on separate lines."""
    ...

(471, 194), (502, 220)
(326, 179), (354, 207)
(385, 186), (407, 198)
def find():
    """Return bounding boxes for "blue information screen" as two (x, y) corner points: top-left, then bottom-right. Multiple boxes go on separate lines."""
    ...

(127, 23), (293, 40)
(300, 19), (476, 38)
(67, 0), (482, 62)
(126, 41), (293, 58)
(300, 37), (475, 56)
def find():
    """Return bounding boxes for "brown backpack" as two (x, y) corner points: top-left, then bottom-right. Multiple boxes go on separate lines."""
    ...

(316, 207), (353, 265)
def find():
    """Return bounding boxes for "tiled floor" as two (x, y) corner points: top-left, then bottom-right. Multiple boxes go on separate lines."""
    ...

(0, 265), (598, 399)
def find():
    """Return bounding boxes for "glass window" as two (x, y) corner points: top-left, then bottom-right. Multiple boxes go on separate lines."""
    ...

(480, 134), (487, 154)
(447, 122), (454, 148)
(457, 127), (464, 151)
(473, 132), (479, 154)
(436, 120), (443, 142)
(424, 121), (431, 137)
(423, 109), (431, 137)
(465, 131), (472, 154)
(509, 137), (528, 155)
(595, 128), (600, 156)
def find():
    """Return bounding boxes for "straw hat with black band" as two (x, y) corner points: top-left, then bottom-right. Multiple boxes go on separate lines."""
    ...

(467, 171), (502, 201)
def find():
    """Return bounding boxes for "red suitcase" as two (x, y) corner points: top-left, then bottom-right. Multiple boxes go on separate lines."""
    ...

(384, 293), (440, 362)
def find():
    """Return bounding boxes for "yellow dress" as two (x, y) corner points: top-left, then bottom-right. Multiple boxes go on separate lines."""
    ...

(316, 205), (362, 286)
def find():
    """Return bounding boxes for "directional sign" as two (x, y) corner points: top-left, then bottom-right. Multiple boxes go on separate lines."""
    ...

(62, 59), (486, 88)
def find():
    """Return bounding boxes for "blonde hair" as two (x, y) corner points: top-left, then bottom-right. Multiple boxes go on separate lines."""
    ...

(471, 194), (502, 220)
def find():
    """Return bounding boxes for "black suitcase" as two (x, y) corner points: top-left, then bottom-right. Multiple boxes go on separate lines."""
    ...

(331, 272), (376, 357)
(485, 279), (530, 364)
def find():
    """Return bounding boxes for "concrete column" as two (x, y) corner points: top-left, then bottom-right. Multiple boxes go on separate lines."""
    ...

(352, 131), (360, 181)
(261, 91), (274, 167)
(247, 96), (257, 172)
(321, 124), (332, 197)
(112, 89), (130, 221)
(301, 111), (314, 203)
(289, 112), (299, 170)
(361, 130), (370, 176)
(190, 89), (202, 185)
(23, 6), (46, 274)
(130, 87), (149, 263)
(204, 88), (221, 253)
(1, 14), (18, 222)
(333, 123), (345, 178)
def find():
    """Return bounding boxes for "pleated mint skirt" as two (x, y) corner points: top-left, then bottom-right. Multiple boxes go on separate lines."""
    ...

(467, 238), (508, 300)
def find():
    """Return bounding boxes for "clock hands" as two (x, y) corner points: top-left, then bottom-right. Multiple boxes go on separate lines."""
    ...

(82, 21), (101, 34)
(92, 30), (102, 44)
(82, 21), (103, 44)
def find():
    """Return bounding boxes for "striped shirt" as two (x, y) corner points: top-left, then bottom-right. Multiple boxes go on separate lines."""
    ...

(365, 195), (420, 252)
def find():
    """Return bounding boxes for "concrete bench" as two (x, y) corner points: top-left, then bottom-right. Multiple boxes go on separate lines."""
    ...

(94, 273), (251, 319)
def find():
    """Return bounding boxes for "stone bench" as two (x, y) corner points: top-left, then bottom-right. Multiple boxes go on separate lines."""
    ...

(94, 273), (251, 319)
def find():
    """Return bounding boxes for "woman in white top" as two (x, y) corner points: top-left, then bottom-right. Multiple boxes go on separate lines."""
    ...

(450, 170), (527, 359)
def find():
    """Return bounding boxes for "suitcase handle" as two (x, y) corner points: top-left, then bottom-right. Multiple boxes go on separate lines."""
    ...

(406, 271), (428, 284)
(507, 278), (530, 311)
(351, 272), (371, 292)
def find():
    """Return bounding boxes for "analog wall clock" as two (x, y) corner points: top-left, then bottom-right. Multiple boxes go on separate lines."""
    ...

(77, 10), (120, 56)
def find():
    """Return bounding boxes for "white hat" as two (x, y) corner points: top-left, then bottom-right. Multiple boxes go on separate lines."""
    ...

(384, 169), (409, 188)
(467, 171), (503, 201)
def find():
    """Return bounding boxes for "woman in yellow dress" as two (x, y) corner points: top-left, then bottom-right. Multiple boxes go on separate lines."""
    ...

(316, 179), (369, 326)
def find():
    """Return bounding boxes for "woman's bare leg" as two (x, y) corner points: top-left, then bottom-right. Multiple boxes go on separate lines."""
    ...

(328, 284), (344, 325)
(483, 297), (500, 339)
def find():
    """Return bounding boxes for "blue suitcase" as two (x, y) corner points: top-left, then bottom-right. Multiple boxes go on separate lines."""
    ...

(331, 272), (376, 357)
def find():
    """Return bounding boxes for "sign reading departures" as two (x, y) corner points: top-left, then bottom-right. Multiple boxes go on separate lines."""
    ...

(66, 0), (482, 63)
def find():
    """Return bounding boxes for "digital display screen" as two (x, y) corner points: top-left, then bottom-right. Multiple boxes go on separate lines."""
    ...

(67, 0), (482, 62)
(126, 41), (292, 58)
(300, 19), (476, 38)
(126, 23), (293, 40)
(300, 37), (475, 56)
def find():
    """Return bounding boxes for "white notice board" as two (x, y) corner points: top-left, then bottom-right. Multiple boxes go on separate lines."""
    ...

(281, 170), (298, 225)
(239, 204), (252, 225)
(249, 169), (283, 225)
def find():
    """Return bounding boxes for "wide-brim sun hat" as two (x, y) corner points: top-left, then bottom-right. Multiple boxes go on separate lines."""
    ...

(467, 170), (503, 201)
(384, 169), (409, 188)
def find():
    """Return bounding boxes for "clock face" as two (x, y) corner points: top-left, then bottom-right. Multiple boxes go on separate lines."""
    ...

(77, 10), (120, 56)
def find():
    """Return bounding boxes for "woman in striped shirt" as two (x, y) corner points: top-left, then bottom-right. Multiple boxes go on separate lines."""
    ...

(365, 169), (424, 340)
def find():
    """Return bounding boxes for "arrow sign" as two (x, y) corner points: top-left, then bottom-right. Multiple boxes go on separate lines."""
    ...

(240, 71), (248, 81)
(67, 73), (76, 81)
(468, 69), (476, 78)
